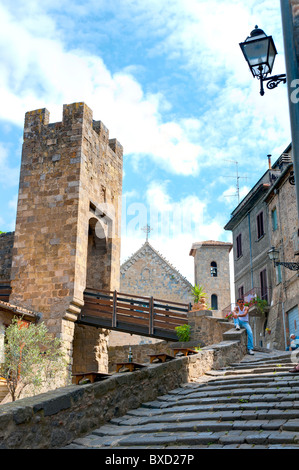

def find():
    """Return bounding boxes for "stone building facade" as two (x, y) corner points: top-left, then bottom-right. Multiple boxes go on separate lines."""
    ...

(189, 240), (232, 316)
(0, 102), (123, 377)
(263, 159), (299, 350)
(224, 145), (297, 350)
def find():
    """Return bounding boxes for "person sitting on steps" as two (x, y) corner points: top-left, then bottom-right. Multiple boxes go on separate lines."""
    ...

(233, 298), (254, 356)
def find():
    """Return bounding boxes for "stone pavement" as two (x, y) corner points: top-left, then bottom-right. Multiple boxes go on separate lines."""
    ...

(63, 350), (299, 449)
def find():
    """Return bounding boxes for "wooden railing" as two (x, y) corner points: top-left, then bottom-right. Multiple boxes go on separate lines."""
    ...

(78, 288), (191, 340)
(0, 281), (11, 303)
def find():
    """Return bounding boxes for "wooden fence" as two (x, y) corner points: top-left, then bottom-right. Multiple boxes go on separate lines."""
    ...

(78, 288), (191, 340)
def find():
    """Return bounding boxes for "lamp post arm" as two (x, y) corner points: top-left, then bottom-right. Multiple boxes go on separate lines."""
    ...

(274, 260), (299, 271)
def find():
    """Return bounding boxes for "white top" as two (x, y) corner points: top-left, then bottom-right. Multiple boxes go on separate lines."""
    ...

(237, 306), (249, 322)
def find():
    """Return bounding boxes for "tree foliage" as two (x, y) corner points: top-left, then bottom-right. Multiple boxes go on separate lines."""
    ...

(0, 317), (68, 401)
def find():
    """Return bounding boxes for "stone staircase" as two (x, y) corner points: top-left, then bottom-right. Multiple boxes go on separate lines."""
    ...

(64, 350), (299, 449)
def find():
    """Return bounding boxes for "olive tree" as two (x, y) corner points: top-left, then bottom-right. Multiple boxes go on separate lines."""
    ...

(0, 317), (69, 401)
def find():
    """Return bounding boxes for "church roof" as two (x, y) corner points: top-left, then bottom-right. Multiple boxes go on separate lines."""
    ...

(189, 240), (233, 256)
(120, 241), (192, 287)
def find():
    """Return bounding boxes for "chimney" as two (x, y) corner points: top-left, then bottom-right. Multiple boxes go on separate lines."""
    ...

(267, 154), (272, 169)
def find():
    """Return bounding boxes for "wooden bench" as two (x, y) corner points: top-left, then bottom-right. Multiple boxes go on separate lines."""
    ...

(148, 353), (174, 363)
(72, 371), (111, 385)
(115, 362), (147, 373)
(173, 348), (198, 357)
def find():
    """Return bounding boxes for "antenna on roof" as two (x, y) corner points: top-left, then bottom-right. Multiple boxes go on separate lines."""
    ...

(224, 160), (248, 204)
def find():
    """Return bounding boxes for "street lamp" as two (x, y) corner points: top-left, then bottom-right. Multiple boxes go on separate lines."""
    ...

(267, 246), (299, 271)
(240, 26), (287, 96)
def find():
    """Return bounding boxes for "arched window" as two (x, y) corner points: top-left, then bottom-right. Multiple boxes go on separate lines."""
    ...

(211, 261), (217, 277)
(211, 294), (218, 310)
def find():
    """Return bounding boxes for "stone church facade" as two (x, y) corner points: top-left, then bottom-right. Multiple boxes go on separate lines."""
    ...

(120, 241), (193, 304)
(109, 241), (193, 346)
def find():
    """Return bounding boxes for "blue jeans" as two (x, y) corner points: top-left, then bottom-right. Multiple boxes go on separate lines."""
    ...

(234, 318), (254, 351)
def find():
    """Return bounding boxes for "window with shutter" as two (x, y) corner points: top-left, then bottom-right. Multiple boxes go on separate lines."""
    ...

(257, 212), (264, 239)
(236, 233), (242, 258)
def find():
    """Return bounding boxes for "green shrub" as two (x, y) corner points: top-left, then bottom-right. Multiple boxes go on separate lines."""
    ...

(175, 324), (191, 342)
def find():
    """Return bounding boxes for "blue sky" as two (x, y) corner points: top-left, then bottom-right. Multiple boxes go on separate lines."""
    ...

(0, 0), (291, 283)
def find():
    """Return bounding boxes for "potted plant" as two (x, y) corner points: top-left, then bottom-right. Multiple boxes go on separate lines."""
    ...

(191, 284), (208, 311)
(245, 296), (268, 316)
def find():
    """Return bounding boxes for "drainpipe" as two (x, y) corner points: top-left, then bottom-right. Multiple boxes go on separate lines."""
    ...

(247, 212), (256, 345)
(282, 301), (288, 350)
(247, 212), (254, 289)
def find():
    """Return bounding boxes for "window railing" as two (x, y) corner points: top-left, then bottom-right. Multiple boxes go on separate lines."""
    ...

(221, 286), (271, 318)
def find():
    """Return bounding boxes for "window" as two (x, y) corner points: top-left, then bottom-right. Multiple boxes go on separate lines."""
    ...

(210, 261), (217, 277)
(238, 286), (244, 300)
(236, 233), (242, 258)
(257, 211), (264, 239)
(271, 207), (278, 231)
(211, 294), (218, 310)
(260, 269), (268, 302)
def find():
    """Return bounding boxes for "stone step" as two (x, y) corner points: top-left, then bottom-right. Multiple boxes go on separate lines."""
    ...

(63, 350), (299, 449)
(71, 428), (299, 448)
(90, 417), (299, 437)
(230, 354), (293, 366)
(157, 377), (299, 401)
(142, 390), (299, 408)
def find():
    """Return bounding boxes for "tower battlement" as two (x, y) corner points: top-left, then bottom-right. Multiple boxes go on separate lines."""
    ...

(24, 102), (123, 157)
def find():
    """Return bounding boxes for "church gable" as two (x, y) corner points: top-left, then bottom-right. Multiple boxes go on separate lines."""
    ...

(120, 242), (193, 304)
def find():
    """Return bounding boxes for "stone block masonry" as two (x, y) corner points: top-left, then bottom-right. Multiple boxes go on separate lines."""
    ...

(6, 102), (123, 379)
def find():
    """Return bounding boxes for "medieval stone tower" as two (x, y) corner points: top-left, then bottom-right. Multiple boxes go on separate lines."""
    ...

(189, 240), (232, 316)
(9, 102), (123, 375)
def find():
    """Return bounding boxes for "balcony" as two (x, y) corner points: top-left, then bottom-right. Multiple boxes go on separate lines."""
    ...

(222, 287), (271, 320)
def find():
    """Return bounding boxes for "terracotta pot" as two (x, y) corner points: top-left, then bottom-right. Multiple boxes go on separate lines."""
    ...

(192, 299), (207, 311)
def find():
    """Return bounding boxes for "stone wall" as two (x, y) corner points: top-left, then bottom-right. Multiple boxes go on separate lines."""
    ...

(108, 313), (236, 370)
(72, 324), (110, 374)
(0, 330), (246, 449)
(187, 310), (235, 346)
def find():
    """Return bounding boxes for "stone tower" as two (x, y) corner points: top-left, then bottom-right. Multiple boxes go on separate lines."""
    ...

(189, 240), (232, 316)
(9, 102), (123, 374)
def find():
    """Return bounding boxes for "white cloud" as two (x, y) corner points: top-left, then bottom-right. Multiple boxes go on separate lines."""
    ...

(0, 2), (205, 177)
(120, 180), (231, 281)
